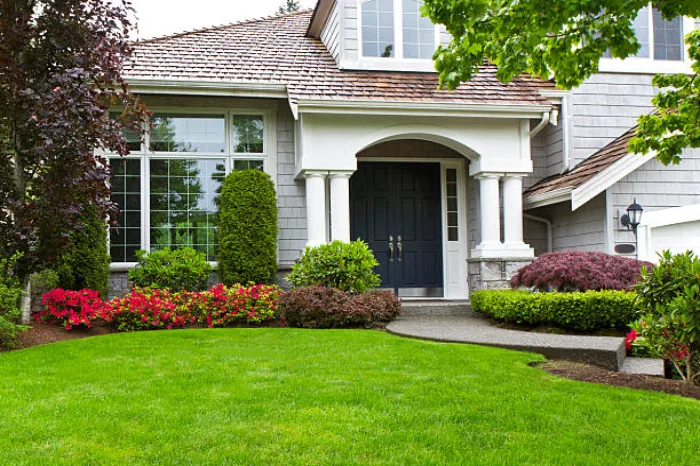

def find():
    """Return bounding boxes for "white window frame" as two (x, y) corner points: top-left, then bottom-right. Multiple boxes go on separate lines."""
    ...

(599, 4), (695, 74)
(355, 0), (441, 72)
(107, 107), (277, 269)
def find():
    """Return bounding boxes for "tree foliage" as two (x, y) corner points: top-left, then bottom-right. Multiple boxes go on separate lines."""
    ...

(0, 0), (146, 281)
(422, 0), (700, 165)
(277, 0), (300, 14)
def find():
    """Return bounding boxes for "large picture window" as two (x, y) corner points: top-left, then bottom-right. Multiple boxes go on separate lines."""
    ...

(107, 110), (274, 265)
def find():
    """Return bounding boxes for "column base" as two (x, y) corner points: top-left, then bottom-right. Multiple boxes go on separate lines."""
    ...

(468, 257), (534, 292)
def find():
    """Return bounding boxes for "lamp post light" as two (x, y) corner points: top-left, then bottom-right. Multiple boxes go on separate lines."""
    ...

(621, 198), (643, 258)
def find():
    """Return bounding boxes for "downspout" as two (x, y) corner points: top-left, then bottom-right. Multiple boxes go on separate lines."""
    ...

(529, 111), (550, 138)
(524, 213), (553, 253)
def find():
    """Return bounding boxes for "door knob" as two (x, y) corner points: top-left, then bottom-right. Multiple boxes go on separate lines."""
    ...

(389, 235), (395, 262)
(397, 235), (403, 263)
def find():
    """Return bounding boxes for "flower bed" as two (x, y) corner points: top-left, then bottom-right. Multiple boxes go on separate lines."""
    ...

(35, 283), (280, 332)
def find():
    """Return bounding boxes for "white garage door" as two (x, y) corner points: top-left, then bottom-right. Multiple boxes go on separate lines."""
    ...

(638, 205), (700, 262)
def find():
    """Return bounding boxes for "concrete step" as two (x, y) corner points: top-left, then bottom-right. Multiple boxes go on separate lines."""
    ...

(400, 300), (473, 317)
(619, 357), (665, 376)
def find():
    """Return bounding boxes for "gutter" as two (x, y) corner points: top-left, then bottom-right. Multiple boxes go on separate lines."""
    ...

(529, 111), (550, 138)
(524, 214), (553, 253)
(126, 78), (289, 99)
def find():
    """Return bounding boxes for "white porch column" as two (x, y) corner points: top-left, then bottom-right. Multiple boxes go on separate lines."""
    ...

(304, 171), (327, 247)
(502, 175), (534, 257)
(329, 171), (352, 242)
(503, 175), (525, 246)
(475, 174), (502, 252)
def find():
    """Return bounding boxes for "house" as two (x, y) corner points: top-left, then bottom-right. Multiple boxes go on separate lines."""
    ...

(108, 0), (700, 299)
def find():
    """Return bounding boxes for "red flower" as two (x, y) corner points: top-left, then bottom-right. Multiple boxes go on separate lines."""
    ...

(625, 329), (638, 350)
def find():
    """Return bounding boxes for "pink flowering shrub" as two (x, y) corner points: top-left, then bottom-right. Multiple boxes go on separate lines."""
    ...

(100, 288), (197, 332)
(510, 251), (653, 292)
(188, 283), (280, 327)
(35, 288), (103, 330)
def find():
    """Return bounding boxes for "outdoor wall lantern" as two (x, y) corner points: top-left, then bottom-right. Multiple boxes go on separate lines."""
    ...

(621, 198), (644, 235)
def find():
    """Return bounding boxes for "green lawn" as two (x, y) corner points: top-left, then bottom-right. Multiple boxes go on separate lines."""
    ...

(0, 329), (698, 465)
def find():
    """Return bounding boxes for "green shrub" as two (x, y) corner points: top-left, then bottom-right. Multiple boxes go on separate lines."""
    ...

(471, 289), (637, 332)
(55, 204), (111, 297)
(631, 251), (700, 384)
(287, 240), (380, 293)
(0, 253), (27, 348)
(218, 170), (278, 286)
(279, 286), (401, 329)
(128, 248), (213, 291)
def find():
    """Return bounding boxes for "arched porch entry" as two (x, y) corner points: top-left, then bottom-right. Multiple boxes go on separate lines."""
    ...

(350, 139), (469, 298)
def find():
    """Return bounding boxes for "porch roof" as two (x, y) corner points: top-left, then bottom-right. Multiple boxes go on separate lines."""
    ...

(125, 10), (554, 108)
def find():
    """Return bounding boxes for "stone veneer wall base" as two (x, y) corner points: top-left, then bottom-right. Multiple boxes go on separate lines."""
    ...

(468, 258), (533, 292)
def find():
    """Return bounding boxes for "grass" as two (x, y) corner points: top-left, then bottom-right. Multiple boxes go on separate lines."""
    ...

(0, 329), (698, 465)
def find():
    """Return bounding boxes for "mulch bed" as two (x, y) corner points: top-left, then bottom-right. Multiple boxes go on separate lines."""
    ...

(539, 360), (700, 401)
(10, 322), (115, 350)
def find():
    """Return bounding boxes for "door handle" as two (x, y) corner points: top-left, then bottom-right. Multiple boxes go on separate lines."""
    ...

(389, 235), (395, 262)
(397, 235), (403, 263)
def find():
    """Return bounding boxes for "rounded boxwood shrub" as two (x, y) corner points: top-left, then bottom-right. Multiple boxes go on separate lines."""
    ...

(55, 204), (111, 297)
(287, 240), (380, 293)
(510, 251), (653, 292)
(218, 170), (278, 285)
(279, 286), (401, 329)
(0, 253), (26, 348)
(471, 289), (637, 332)
(128, 247), (213, 291)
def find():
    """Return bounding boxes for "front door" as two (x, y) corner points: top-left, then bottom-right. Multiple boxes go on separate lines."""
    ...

(350, 162), (443, 297)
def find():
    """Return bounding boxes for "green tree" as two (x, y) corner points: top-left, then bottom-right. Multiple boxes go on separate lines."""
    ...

(422, 0), (700, 165)
(277, 0), (300, 14)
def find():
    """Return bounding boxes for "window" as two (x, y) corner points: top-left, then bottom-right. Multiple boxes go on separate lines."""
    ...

(150, 114), (226, 153)
(232, 115), (264, 153)
(106, 110), (274, 264)
(602, 5), (685, 63)
(109, 158), (142, 262)
(445, 169), (459, 242)
(402, 0), (435, 59)
(361, 0), (437, 60)
(149, 159), (225, 261)
(361, 0), (395, 57)
(652, 8), (683, 60)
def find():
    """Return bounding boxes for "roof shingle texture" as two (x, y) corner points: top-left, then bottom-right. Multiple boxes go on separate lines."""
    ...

(524, 126), (637, 198)
(126, 10), (553, 106)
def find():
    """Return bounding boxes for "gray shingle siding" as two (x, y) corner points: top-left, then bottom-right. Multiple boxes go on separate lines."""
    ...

(277, 104), (307, 267)
(610, 148), (700, 253)
(320, 0), (341, 62)
(551, 194), (606, 252)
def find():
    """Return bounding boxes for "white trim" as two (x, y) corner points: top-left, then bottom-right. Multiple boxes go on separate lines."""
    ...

(523, 188), (572, 210)
(571, 152), (655, 211)
(127, 78), (288, 98)
(295, 99), (551, 119)
(637, 204), (700, 262)
(604, 189), (614, 254)
(640, 204), (700, 229)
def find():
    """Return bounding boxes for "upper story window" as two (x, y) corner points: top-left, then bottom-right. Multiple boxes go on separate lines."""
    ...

(361, 0), (395, 57)
(600, 4), (694, 73)
(360, 0), (437, 61)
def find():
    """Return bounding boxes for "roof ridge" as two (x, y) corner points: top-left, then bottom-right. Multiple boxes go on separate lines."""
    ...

(133, 9), (313, 45)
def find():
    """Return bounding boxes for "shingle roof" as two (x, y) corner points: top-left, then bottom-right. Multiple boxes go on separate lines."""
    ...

(125, 10), (553, 107)
(524, 126), (638, 198)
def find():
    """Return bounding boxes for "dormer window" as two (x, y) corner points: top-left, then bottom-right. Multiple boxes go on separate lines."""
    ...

(360, 0), (437, 60)
(361, 0), (395, 57)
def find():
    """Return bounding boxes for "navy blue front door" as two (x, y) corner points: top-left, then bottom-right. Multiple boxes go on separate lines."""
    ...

(350, 162), (444, 296)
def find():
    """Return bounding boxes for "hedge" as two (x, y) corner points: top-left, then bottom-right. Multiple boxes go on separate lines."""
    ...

(471, 289), (637, 332)
(218, 170), (278, 285)
(55, 204), (111, 297)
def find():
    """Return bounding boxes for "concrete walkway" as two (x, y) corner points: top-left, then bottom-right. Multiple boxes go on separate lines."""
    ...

(387, 310), (627, 371)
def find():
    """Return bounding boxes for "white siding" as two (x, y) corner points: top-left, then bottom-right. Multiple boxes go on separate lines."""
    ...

(320, 0), (341, 63)
(343, 0), (359, 62)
